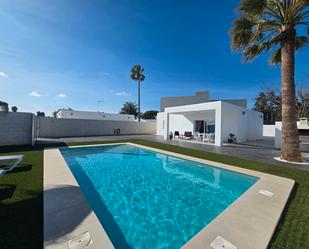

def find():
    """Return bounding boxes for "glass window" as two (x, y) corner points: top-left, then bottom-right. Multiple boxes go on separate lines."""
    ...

(205, 121), (215, 133)
(195, 120), (204, 133)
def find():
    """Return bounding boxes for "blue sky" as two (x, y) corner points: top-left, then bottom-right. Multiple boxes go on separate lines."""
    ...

(0, 0), (308, 115)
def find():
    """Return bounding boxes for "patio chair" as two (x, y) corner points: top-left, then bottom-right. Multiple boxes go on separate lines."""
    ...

(203, 133), (210, 143)
(210, 133), (215, 143)
(194, 132), (202, 141)
(0, 155), (24, 177)
(183, 131), (193, 140)
(174, 131), (180, 138)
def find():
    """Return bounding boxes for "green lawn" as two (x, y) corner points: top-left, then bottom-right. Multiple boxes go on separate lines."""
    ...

(0, 140), (308, 249)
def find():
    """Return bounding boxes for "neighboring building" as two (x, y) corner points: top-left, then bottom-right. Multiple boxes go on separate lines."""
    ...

(0, 101), (9, 112)
(157, 92), (263, 146)
(56, 109), (135, 121)
(160, 91), (247, 111)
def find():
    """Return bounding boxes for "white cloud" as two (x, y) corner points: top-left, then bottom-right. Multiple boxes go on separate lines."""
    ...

(29, 91), (42, 97)
(56, 93), (67, 98)
(115, 91), (130, 97)
(0, 72), (8, 78)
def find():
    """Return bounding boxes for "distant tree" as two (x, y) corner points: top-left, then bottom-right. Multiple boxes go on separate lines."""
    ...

(141, 110), (159, 119)
(130, 64), (145, 122)
(255, 86), (309, 122)
(254, 88), (281, 124)
(36, 111), (45, 117)
(266, 89), (282, 122)
(0, 101), (9, 112)
(120, 102), (138, 117)
(11, 106), (18, 112)
(52, 110), (59, 118)
(296, 87), (309, 119)
(254, 92), (268, 114)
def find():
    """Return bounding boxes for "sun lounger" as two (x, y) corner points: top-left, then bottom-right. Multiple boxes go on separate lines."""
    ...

(0, 155), (24, 177)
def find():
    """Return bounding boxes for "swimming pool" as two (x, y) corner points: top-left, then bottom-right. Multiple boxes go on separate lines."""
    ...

(60, 144), (258, 249)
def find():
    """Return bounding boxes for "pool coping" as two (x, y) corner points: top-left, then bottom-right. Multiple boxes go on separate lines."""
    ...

(44, 142), (294, 249)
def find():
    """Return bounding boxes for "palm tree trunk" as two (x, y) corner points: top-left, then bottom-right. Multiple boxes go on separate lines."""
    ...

(138, 79), (141, 122)
(280, 29), (302, 162)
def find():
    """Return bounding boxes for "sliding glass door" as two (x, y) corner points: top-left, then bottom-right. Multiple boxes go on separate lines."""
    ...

(195, 120), (215, 133)
(195, 120), (206, 133)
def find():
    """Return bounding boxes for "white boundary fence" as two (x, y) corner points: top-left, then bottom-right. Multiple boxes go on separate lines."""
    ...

(0, 112), (156, 146)
(37, 117), (156, 138)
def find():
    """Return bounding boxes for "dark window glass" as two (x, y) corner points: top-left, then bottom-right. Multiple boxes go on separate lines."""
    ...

(195, 120), (204, 133)
(207, 125), (215, 133)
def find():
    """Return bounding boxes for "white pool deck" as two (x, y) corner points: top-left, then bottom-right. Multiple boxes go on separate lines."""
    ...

(44, 142), (294, 249)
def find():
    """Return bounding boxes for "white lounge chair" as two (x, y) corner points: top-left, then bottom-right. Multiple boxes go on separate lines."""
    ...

(0, 155), (24, 177)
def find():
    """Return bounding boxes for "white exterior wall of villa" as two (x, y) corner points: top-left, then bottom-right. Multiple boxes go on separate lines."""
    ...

(157, 101), (223, 146)
(221, 102), (248, 143)
(221, 102), (263, 143)
(156, 113), (193, 139)
(167, 114), (194, 136)
(247, 111), (264, 140)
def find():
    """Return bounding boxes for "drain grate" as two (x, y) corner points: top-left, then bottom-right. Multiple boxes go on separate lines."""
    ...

(210, 236), (238, 249)
(258, 189), (274, 197)
(68, 231), (93, 249)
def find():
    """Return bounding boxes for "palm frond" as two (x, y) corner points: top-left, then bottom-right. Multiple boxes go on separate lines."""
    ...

(295, 36), (309, 49)
(231, 0), (309, 63)
(243, 43), (268, 61)
(269, 48), (282, 64)
(130, 64), (145, 81)
(239, 0), (267, 16)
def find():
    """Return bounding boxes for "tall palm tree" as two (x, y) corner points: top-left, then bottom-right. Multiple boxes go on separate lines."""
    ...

(130, 64), (145, 122)
(231, 0), (309, 162)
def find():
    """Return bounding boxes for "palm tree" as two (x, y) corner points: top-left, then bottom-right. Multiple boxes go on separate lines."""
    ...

(120, 101), (138, 117)
(130, 64), (145, 122)
(231, 0), (309, 162)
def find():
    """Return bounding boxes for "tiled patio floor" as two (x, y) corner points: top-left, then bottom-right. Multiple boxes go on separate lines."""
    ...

(38, 135), (309, 171)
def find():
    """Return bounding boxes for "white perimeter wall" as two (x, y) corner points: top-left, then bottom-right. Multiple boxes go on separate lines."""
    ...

(274, 121), (308, 151)
(0, 112), (156, 147)
(38, 117), (156, 138)
(275, 122), (282, 149)
(58, 110), (135, 121)
(0, 112), (35, 146)
(263, 125), (276, 137)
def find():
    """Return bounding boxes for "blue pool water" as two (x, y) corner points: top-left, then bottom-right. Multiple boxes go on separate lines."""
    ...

(60, 144), (258, 249)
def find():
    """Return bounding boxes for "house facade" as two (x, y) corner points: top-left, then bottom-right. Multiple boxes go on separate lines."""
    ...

(157, 92), (263, 146)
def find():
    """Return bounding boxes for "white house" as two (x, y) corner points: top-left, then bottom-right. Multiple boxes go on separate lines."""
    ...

(157, 100), (263, 146)
(56, 109), (135, 121)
